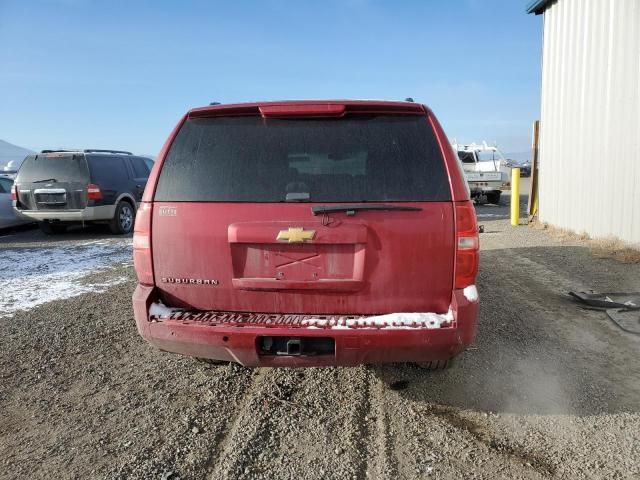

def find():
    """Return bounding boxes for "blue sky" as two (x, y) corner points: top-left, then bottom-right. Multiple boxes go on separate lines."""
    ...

(0, 0), (542, 156)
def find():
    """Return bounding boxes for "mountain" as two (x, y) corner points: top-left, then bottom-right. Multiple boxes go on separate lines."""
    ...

(0, 139), (34, 170)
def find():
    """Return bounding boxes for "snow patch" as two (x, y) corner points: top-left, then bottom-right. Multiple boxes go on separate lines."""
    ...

(149, 301), (182, 318)
(302, 310), (453, 329)
(0, 239), (132, 318)
(463, 285), (479, 302)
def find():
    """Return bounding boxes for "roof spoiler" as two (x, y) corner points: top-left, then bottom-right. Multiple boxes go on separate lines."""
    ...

(188, 101), (425, 119)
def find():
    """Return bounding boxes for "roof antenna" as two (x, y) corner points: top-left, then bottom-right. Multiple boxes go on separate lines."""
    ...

(209, 101), (221, 106)
(405, 97), (414, 102)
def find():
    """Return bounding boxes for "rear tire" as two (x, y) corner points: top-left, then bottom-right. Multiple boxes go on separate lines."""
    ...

(39, 222), (67, 235)
(485, 191), (501, 205)
(414, 358), (455, 371)
(109, 201), (135, 234)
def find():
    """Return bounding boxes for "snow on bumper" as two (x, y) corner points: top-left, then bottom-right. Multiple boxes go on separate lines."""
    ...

(148, 302), (453, 330)
(302, 311), (453, 329)
(133, 286), (479, 367)
(463, 285), (479, 302)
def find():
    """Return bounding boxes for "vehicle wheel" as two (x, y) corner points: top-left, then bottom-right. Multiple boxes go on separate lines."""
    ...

(414, 358), (455, 371)
(485, 191), (501, 205)
(109, 201), (135, 234)
(196, 357), (228, 366)
(39, 222), (67, 235)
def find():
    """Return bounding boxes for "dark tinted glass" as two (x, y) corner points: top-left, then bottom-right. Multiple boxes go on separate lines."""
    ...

(458, 151), (476, 164)
(130, 157), (150, 177)
(155, 115), (451, 202)
(0, 177), (12, 193)
(87, 156), (129, 182)
(143, 158), (154, 171)
(17, 154), (89, 183)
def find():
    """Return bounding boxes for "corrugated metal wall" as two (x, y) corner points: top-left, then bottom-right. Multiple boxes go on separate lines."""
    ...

(539, 0), (640, 245)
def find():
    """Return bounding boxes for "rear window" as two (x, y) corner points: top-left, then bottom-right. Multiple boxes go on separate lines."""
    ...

(18, 154), (89, 183)
(0, 177), (12, 193)
(154, 115), (451, 202)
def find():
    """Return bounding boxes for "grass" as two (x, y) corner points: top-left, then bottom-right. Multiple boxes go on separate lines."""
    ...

(529, 220), (640, 264)
(591, 237), (640, 263)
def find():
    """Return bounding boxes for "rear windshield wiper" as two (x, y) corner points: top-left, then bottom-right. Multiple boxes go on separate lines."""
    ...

(311, 204), (423, 216)
(32, 178), (57, 183)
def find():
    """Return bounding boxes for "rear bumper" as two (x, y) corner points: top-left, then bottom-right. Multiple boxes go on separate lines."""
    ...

(133, 286), (479, 367)
(468, 182), (506, 193)
(14, 205), (115, 222)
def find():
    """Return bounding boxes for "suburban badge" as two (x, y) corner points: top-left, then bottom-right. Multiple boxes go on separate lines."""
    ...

(161, 277), (219, 285)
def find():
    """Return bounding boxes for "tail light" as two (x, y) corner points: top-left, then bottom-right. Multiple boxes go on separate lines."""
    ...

(455, 201), (479, 289)
(87, 183), (103, 200)
(133, 202), (154, 285)
(11, 184), (17, 201)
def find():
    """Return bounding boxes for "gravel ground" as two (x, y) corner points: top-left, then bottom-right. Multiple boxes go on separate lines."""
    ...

(1, 197), (639, 480)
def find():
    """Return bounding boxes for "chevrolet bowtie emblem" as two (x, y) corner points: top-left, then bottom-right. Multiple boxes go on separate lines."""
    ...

(276, 227), (316, 243)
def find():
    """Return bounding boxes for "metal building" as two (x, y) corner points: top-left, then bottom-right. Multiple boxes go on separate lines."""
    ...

(527, 0), (640, 246)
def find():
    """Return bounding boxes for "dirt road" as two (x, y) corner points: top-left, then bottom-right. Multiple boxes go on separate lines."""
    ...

(1, 202), (639, 479)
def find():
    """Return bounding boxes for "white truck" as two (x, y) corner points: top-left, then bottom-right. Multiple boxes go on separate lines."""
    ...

(453, 142), (511, 205)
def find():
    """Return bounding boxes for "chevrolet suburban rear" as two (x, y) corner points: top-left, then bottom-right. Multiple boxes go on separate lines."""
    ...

(132, 100), (479, 368)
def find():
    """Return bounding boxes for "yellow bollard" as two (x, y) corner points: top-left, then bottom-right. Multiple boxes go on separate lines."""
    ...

(511, 167), (521, 226)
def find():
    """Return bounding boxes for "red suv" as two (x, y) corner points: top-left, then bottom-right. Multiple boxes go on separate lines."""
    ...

(132, 100), (479, 368)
